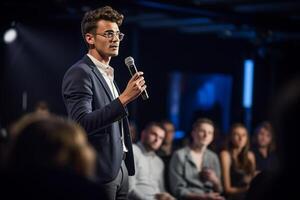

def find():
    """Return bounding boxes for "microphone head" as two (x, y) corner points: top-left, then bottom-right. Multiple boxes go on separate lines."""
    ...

(125, 56), (134, 67)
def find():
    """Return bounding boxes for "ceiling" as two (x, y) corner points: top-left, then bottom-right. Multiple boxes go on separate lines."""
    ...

(1, 0), (300, 43)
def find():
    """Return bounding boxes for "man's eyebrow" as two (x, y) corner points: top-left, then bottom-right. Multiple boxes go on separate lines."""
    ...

(104, 30), (120, 33)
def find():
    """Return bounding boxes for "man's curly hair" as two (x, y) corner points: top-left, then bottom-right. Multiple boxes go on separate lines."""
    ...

(81, 6), (124, 45)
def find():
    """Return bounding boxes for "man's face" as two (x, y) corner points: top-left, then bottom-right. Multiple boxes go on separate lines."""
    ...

(144, 126), (165, 151)
(162, 122), (175, 144)
(257, 127), (272, 148)
(88, 20), (121, 58)
(192, 123), (214, 148)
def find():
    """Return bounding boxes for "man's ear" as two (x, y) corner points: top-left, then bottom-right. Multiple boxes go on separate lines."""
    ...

(191, 130), (196, 140)
(140, 130), (147, 141)
(85, 33), (95, 46)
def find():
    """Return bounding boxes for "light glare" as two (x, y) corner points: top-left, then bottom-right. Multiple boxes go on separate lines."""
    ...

(4, 28), (17, 44)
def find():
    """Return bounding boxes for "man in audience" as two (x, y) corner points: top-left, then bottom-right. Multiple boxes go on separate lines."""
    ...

(128, 122), (175, 200)
(169, 118), (224, 200)
(157, 120), (176, 157)
(252, 121), (278, 173)
(246, 77), (300, 200)
(157, 120), (182, 193)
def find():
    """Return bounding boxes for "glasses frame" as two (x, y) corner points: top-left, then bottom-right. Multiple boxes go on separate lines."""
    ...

(95, 31), (125, 41)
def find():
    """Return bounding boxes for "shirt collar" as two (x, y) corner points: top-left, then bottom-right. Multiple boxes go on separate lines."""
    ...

(137, 142), (156, 157)
(87, 54), (114, 79)
(185, 146), (209, 167)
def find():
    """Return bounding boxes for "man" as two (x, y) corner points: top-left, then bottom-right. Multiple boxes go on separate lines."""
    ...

(169, 118), (224, 200)
(62, 6), (146, 200)
(157, 120), (176, 157)
(128, 122), (175, 200)
(156, 120), (179, 193)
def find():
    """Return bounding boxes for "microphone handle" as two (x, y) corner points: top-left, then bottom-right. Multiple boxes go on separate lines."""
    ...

(128, 64), (149, 100)
(141, 88), (149, 100)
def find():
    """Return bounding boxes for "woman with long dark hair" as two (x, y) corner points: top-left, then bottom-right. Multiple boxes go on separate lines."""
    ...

(220, 123), (256, 200)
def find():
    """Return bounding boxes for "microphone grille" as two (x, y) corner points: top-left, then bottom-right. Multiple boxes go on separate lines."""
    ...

(125, 56), (134, 67)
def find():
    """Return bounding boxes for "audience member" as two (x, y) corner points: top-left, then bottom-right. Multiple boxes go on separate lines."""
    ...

(128, 122), (175, 200)
(169, 118), (224, 200)
(252, 121), (278, 173)
(246, 77), (300, 200)
(220, 123), (256, 200)
(1, 114), (105, 199)
(157, 120), (176, 157)
(157, 120), (181, 193)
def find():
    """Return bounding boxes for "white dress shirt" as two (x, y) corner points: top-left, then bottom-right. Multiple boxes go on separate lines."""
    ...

(87, 54), (128, 152)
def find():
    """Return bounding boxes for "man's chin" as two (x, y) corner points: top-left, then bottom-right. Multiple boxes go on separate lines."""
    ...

(149, 146), (160, 151)
(109, 51), (119, 57)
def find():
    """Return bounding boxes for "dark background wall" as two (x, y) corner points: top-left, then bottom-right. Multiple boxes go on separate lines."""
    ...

(1, 0), (299, 135)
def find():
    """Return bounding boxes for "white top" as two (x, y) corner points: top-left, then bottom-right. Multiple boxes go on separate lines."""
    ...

(128, 142), (166, 200)
(87, 54), (127, 152)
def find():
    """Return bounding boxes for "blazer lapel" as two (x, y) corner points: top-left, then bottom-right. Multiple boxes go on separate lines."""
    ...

(93, 68), (115, 101)
(83, 55), (114, 101)
(114, 81), (129, 114)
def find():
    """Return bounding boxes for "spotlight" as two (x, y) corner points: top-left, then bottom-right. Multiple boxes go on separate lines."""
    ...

(3, 28), (17, 44)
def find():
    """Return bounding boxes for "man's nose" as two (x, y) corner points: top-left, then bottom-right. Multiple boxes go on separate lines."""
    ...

(111, 33), (119, 42)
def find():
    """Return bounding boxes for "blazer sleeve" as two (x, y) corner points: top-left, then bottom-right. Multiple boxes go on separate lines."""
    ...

(62, 65), (128, 136)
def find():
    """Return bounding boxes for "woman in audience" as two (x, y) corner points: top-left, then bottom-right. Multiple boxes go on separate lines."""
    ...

(9, 114), (96, 177)
(169, 118), (224, 200)
(220, 123), (256, 200)
(252, 121), (278, 172)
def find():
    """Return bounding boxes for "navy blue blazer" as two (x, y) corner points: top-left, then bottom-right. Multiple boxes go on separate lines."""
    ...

(62, 55), (135, 183)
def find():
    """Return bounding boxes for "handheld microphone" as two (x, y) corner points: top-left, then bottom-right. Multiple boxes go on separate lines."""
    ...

(125, 56), (149, 100)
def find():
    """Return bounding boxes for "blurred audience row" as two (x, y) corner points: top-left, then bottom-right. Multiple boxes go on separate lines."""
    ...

(0, 113), (276, 200)
(129, 118), (277, 200)
(0, 77), (299, 200)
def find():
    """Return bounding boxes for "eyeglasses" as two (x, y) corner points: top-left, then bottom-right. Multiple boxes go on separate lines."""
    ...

(96, 31), (125, 41)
